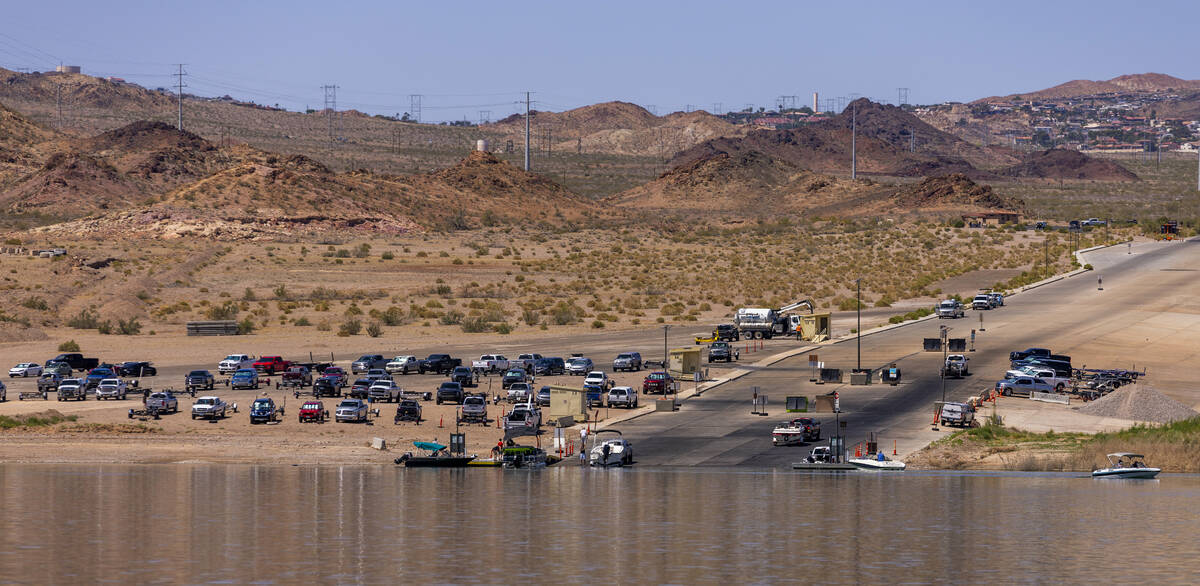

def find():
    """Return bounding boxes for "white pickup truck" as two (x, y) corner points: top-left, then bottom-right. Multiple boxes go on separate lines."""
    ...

(95, 378), (129, 400)
(218, 354), (256, 375)
(472, 354), (509, 373)
(191, 396), (229, 420)
(1006, 367), (1070, 391)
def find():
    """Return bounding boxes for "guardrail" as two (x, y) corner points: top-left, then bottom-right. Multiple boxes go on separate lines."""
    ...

(186, 321), (239, 336)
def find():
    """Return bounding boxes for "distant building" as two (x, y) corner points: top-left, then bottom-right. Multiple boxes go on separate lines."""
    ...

(962, 211), (1021, 226)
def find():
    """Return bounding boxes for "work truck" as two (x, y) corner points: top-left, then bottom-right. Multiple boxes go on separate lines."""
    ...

(733, 300), (814, 339)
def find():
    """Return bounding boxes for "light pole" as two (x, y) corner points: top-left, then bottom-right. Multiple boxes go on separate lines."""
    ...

(940, 325), (950, 403)
(855, 278), (862, 372)
(662, 324), (671, 371)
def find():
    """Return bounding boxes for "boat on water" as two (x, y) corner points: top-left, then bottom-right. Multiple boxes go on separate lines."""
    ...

(848, 452), (906, 471)
(588, 430), (633, 467)
(1093, 452), (1160, 479)
(395, 441), (476, 468)
(500, 445), (548, 469)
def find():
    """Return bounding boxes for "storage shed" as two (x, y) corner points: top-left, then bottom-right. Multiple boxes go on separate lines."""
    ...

(668, 347), (701, 376)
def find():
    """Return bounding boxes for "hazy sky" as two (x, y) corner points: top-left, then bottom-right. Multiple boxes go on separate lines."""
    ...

(2, 0), (1198, 121)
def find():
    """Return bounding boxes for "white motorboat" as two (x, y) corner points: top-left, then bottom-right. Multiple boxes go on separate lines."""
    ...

(848, 453), (906, 471)
(1092, 452), (1160, 479)
(589, 430), (633, 467)
(772, 418), (819, 447)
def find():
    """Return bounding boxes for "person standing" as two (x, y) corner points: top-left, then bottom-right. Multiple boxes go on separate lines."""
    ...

(579, 427), (589, 465)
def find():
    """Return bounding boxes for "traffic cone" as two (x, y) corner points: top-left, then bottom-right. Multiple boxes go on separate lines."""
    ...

(893, 440), (897, 456)
(855, 444), (862, 458)
(438, 415), (444, 428)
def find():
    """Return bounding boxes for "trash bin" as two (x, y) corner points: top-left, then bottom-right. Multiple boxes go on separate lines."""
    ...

(850, 370), (871, 386)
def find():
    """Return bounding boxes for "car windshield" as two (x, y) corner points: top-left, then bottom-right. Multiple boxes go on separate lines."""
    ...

(339, 401), (358, 408)
(197, 399), (215, 405)
(464, 397), (483, 406)
(611, 389), (627, 396)
(569, 358), (588, 366)
(253, 400), (271, 408)
(303, 403), (322, 409)
(648, 373), (666, 381)
(100, 379), (119, 385)
(189, 371), (207, 376)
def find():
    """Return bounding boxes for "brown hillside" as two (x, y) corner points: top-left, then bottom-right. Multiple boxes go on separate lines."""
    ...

(0, 102), (56, 182)
(0, 68), (172, 111)
(997, 148), (1138, 181)
(492, 101), (659, 134)
(0, 151), (138, 214)
(976, 73), (1200, 103)
(894, 174), (1024, 211)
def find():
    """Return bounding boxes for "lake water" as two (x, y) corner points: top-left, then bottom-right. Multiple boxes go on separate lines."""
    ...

(0, 465), (1196, 584)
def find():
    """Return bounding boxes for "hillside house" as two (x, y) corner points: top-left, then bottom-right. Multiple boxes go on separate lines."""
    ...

(962, 211), (1021, 226)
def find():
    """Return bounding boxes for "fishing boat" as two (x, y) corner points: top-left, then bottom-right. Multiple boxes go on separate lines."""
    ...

(395, 441), (475, 468)
(848, 452), (906, 471)
(500, 445), (547, 469)
(588, 430), (633, 467)
(1092, 453), (1160, 479)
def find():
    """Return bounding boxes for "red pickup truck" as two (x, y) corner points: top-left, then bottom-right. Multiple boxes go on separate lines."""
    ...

(253, 356), (292, 374)
(642, 371), (676, 395)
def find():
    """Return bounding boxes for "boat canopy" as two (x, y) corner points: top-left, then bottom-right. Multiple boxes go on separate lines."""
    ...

(414, 441), (447, 452)
(1106, 452), (1145, 458)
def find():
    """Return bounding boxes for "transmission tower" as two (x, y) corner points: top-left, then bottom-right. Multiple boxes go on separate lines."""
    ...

(322, 84), (339, 148)
(478, 110), (491, 125)
(685, 104), (694, 113)
(777, 95), (798, 111)
(645, 104), (657, 116)
(712, 102), (723, 115)
(55, 84), (63, 128)
(174, 64), (188, 131)
(408, 94), (422, 123)
(898, 87), (910, 107)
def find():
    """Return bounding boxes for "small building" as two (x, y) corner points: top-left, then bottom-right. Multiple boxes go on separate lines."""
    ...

(548, 384), (587, 423)
(668, 347), (701, 376)
(55, 65), (81, 74)
(962, 211), (1021, 226)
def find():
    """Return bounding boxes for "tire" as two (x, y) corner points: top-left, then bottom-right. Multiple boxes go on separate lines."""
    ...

(191, 414), (197, 420)
(1056, 383), (1065, 391)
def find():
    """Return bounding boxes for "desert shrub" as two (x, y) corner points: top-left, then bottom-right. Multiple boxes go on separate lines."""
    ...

(21, 297), (48, 311)
(97, 320), (113, 335)
(66, 309), (101, 329)
(354, 243), (371, 258)
(377, 306), (406, 326)
(237, 317), (256, 334)
(117, 317), (142, 336)
(293, 317), (312, 326)
(522, 309), (540, 326)
(243, 288), (256, 301)
(206, 301), (239, 320)
(316, 320), (331, 332)
(338, 319), (362, 336)
(591, 320), (605, 329)
(366, 322), (384, 337)
(381, 251), (394, 260)
(439, 310), (464, 325)
(493, 322), (513, 335)
(273, 284), (287, 299)
(460, 317), (490, 333)
(57, 340), (80, 352)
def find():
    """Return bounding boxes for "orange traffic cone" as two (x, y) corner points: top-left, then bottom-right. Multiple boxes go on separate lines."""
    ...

(893, 440), (897, 456)
(438, 415), (444, 428)
(855, 444), (862, 458)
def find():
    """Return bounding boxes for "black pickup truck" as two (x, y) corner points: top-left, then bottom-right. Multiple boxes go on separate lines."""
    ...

(419, 354), (461, 375)
(48, 353), (99, 372)
(449, 366), (477, 387)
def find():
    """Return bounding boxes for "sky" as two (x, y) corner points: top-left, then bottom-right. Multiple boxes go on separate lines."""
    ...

(2, 0), (1199, 122)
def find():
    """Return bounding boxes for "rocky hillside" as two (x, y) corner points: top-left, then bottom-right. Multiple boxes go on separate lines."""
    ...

(996, 148), (1139, 181)
(894, 174), (1025, 211)
(975, 73), (1200, 103)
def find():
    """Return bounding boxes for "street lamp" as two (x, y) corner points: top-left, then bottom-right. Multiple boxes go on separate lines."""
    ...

(855, 278), (862, 372)
(940, 325), (950, 403)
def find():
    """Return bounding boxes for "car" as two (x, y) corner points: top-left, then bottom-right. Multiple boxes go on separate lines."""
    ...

(1034, 221), (1048, 230)
(940, 402), (975, 427)
(1068, 220), (1082, 231)
(501, 368), (529, 389)
(936, 299), (965, 319)
(249, 397), (284, 424)
(612, 352), (642, 372)
(320, 366), (349, 388)
(349, 378), (373, 399)
(231, 368), (260, 390)
(565, 357), (593, 376)
(971, 294), (993, 310)
(642, 371), (675, 395)
(368, 379), (402, 403)
(607, 386), (638, 408)
(583, 371), (612, 390)
(504, 404), (542, 432)
(458, 394), (487, 424)
(988, 292), (1004, 307)
(450, 366), (477, 387)
(506, 382), (534, 403)
(116, 361), (156, 377)
(708, 341), (736, 363)
(218, 354), (255, 375)
(352, 354), (388, 374)
(995, 376), (1054, 398)
(1009, 348), (1052, 362)
(436, 381), (465, 405)
(56, 378), (87, 401)
(45, 361), (73, 376)
(9, 362), (42, 378)
(394, 399), (423, 423)
(313, 377), (341, 398)
(186, 370), (216, 391)
(335, 399), (369, 423)
(146, 391), (179, 413)
(95, 378), (128, 400)
(299, 400), (329, 423)
(536, 385), (552, 406)
(191, 396), (229, 420)
(385, 355), (419, 374)
(532, 357), (565, 376)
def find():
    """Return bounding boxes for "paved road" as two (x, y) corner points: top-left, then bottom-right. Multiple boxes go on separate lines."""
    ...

(619, 238), (1200, 467)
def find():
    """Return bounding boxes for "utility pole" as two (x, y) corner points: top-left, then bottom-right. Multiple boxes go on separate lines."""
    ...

(898, 87), (909, 107)
(55, 84), (62, 128)
(662, 325), (671, 371)
(910, 131), (916, 152)
(855, 278), (862, 372)
(851, 103), (857, 180)
(524, 91), (531, 172)
(174, 64), (187, 131)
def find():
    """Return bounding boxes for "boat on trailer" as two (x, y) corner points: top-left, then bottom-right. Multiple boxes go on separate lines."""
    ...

(1092, 453), (1160, 479)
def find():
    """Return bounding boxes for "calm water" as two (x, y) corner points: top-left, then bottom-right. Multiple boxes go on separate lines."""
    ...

(0, 465), (1196, 584)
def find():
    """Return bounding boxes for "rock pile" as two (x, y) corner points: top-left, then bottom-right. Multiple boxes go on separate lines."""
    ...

(1076, 384), (1198, 423)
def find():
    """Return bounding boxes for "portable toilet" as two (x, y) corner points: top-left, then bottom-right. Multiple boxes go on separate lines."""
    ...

(548, 384), (587, 423)
(668, 347), (701, 376)
(799, 313), (831, 341)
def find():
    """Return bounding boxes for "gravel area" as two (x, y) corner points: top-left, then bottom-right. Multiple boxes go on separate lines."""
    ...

(1076, 383), (1198, 423)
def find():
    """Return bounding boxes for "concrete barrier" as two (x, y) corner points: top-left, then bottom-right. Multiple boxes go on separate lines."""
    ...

(1030, 392), (1070, 405)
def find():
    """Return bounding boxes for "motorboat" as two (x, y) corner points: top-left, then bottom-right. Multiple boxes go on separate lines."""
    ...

(1092, 453), (1160, 479)
(772, 418), (819, 447)
(588, 430), (633, 467)
(848, 452), (906, 471)
(500, 445), (548, 469)
(395, 441), (475, 468)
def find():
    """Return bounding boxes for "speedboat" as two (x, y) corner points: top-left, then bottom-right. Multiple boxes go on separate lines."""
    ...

(848, 452), (906, 471)
(588, 430), (633, 467)
(395, 441), (475, 468)
(772, 418), (818, 447)
(500, 445), (548, 469)
(1092, 453), (1160, 479)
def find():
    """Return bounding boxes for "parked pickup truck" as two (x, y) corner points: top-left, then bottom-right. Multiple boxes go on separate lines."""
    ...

(459, 394), (487, 424)
(612, 352), (643, 372)
(436, 381), (465, 405)
(971, 294), (994, 310)
(506, 382), (534, 403)
(510, 354), (543, 373)
(607, 386), (638, 409)
(939, 402), (975, 427)
(708, 341), (736, 363)
(186, 370), (216, 391)
(56, 378), (87, 401)
(504, 404), (542, 432)
(1006, 366), (1070, 392)
(642, 371), (675, 395)
(419, 354), (461, 375)
(280, 366), (313, 388)
(48, 353), (99, 372)
(351, 354), (388, 374)
(450, 366), (477, 387)
(146, 391), (179, 413)
(218, 354), (255, 375)
(368, 380), (402, 403)
(942, 354), (970, 378)
(191, 396), (229, 420)
(37, 373), (62, 394)
(253, 356), (292, 375)
(472, 354), (509, 374)
(385, 355), (419, 375)
(95, 378), (129, 400)
(995, 376), (1054, 397)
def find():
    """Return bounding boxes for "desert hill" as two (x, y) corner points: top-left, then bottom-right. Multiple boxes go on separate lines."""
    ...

(894, 174), (1024, 212)
(0, 67), (172, 112)
(997, 148), (1139, 181)
(975, 73), (1200, 103)
(0, 102), (57, 182)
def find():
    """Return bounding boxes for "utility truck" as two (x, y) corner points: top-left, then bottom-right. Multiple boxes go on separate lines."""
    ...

(733, 299), (814, 340)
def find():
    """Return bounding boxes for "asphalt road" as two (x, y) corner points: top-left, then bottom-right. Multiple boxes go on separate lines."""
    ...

(619, 238), (1200, 467)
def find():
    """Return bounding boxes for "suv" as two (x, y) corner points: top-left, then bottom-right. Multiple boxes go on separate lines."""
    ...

(536, 385), (552, 406)
(971, 294), (993, 310)
(349, 378), (373, 399)
(249, 397), (284, 424)
(351, 355), (387, 374)
(642, 371), (675, 395)
(385, 355), (419, 375)
(612, 352), (643, 372)
(708, 341), (735, 363)
(436, 381), (465, 405)
(939, 402), (975, 427)
(566, 357), (593, 376)
(937, 299), (964, 319)
(299, 400), (329, 423)
(186, 370), (215, 391)
(533, 357), (565, 376)
(450, 366), (477, 387)
(607, 386), (638, 409)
